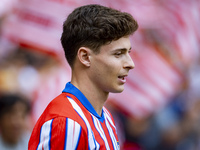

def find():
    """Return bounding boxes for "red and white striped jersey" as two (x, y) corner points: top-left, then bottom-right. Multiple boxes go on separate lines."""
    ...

(28, 82), (119, 150)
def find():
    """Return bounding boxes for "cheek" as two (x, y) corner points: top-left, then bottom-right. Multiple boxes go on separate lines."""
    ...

(100, 64), (120, 84)
(0, 118), (9, 129)
(91, 62), (111, 84)
(99, 62), (118, 76)
(91, 56), (121, 81)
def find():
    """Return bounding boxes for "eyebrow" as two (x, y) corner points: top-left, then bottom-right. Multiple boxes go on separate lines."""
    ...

(113, 47), (132, 52)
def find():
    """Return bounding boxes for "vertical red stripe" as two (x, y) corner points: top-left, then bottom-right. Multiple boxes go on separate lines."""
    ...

(50, 117), (66, 150)
(89, 115), (106, 150)
(101, 121), (114, 150)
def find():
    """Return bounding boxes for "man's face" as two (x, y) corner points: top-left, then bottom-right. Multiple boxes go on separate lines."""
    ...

(0, 102), (28, 145)
(89, 36), (135, 93)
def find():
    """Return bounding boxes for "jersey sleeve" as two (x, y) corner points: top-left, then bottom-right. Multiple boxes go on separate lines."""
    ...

(34, 117), (87, 150)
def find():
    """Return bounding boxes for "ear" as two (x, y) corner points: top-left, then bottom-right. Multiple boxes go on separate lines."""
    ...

(77, 47), (91, 67)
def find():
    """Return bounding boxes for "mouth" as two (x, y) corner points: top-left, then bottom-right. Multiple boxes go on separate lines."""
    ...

(118, 75), (127, 83)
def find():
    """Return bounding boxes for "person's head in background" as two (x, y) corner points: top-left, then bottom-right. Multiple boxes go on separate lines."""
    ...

(0, 93), (30, 145)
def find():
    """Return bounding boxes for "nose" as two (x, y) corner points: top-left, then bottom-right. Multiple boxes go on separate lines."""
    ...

(124, 54), (135, 70)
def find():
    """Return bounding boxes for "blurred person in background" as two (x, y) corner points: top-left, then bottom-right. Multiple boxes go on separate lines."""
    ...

(28, 4), (138, 150)
(0, 93), (31, 150)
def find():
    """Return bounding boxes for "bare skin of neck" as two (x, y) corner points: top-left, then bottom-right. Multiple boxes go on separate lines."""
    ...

(71, 69), (108, 116)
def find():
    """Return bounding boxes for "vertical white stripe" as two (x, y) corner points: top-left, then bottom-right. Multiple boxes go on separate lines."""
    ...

(105, 116), (119, 150)
(67, 97), (99, 150)
(65, 118), (81, 150)
(103, 108), (116, 129)
(65, 118), (73, 149)
(103, 107), (112, 118)
(92, 115), (110, 150)
(72, 121), (81, 149)
(37, 119), (53, 150)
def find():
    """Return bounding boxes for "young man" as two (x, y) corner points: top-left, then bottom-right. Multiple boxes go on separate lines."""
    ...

(29, 4), (138, 150)
(0, 93), (31, 150)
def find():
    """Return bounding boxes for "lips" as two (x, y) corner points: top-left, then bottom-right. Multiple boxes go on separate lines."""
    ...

(118, 75), (127, 83)
(118, 74), (127, 79)
(118, 76), (125, 80)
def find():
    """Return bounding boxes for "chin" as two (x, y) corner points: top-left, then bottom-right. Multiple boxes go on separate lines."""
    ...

(110, 87), (124, 93)
(116, 89), (124, 93)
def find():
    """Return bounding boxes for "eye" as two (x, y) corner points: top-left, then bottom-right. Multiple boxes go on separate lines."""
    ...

(114, 51), (123, 58)
(115, 52), (122, 56)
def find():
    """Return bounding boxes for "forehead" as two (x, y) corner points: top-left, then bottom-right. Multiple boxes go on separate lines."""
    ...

(100, 36), (131, 52)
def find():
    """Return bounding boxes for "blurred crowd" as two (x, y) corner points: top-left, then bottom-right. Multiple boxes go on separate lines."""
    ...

(0, 0), (200, 150)
(107, 70), (200, 150)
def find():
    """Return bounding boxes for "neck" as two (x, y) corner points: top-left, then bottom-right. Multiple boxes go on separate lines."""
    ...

(71, 71), (108, 116)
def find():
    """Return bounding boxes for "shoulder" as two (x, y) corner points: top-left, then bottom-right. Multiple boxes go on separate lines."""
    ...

(36, 93), (87, 127)
(41, 117), (87, 138)
(29, 93), (90, 149)
(29, 116), (88, 150)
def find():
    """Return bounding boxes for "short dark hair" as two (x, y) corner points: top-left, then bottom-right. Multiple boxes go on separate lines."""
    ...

(0, 93), (31, 119)
(61, 4), (138, 68)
